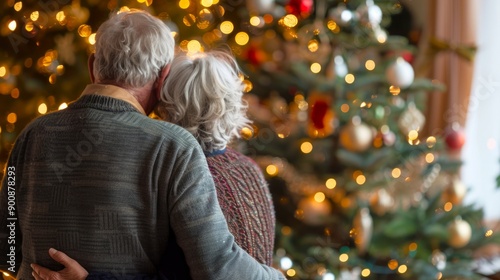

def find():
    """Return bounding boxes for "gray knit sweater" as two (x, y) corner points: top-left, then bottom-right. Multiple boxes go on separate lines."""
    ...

(0, 93), (284, 280)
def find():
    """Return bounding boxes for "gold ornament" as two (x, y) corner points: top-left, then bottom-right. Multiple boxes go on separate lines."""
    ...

(398, 102), (425, 136)
(447, 217), (472, 248)
(352, 207), (373, 254)
(339, 117), (374, 152)
(297, 197), (332, 226)
(442, 176), (467, 205)
(369, 188), (395, 215)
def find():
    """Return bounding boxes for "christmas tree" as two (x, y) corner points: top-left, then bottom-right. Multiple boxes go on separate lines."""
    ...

(0, 0), (499, 279)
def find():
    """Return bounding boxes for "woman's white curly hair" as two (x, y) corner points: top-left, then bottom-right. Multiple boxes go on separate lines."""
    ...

(159, 50), (251, 153)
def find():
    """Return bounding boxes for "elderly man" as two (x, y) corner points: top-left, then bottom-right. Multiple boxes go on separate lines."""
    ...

(0, 10), (284, 280)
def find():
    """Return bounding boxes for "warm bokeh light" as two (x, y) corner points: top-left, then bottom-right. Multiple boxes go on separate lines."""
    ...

(179, 0), (190, 9)
(361, 268), (371, 277)
(340, 104), (350, 113)
(356, 175), (366, 185)
(58, 103), (68, 110)
(314, 192), (325, 203)
(0, 66), (6, 77)
(326, 178), (336, 189)
(486, 229), (493, 237)
(388, 259), (398, 270)
(266, 164), (278, 176)
(219, 21), (234, 34)
(14, 1), (22, 11)
(425, 153), (435, 163)
(426, 136), (437, 148)
(408, 130), (418, 140)
(88, 33), (96, 45)
(365, 60), (376, 70)
(409, 242), (418, 251)
(308, 39), (319, 52)
(281, 226), (292, 235)
(201, 0), (213, 7)
(187, 40), (202, 53)
(286, 269), (296, 277)
(339, 253), (349, 262)
(300, 141), (313, 153)
(7, 113), (17, 124)
(235, 32), (249, 45)
(78, 24), (92, 37)
(249, 16), (261, 27)
(392, 168), (401, 178)
(398, 264), (408, 274)
(310, 62), (321, 73)
(444, 202), (453, 212)
(30, 11), (39, 21)
(8, 20), (17, 31)
(38, 103), (48, 114)
(389, 85), (401, 95)
(345, 73), (355, 84)
(283, 14), (298, 27)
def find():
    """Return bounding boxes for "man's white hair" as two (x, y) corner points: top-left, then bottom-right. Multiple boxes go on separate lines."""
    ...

(159, 50), (251, 153)
(93, 10), (174, 88)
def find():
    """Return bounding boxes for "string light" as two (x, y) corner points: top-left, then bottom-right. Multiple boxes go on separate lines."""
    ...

(314, 192), (325, 203)
(234, 32), (249, 45)
(219, 21), (234, 34)
(38, 103), (48, 114)
(392, 168), (401, 178)
(300, 141), (313, 153)
(345, 73), (355, 84)
(58, 103), (68, 110)
(282, 14), (298, 28)
(8, 20), (17, 31)
(365, 60), (376, 70)
(249, 16), (261, 27)
(398, 265), (408, 274)
(14, 1), (22, 11)
(339, 253), (349, 262)
(7, 113), (17, 124)
(310, 62), (321, 73)
(179, 0), (189, 9)
(325, 178), (336, 189)
(266, 164), (278, 176)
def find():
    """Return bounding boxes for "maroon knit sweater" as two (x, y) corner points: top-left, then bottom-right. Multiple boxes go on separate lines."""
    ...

(206, 148), (276, 265)
(162, 148), (275, 278)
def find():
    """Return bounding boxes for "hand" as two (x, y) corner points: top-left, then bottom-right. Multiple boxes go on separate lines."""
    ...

(31, 248), (89, 280)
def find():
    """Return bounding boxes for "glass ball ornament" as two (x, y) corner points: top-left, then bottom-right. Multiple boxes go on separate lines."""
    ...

(386, 57), (415, 88)
(339, 117), (374, 152)
(447, 217), (472, 248)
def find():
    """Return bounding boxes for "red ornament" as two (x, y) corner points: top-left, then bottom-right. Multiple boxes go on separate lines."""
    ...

(286, 0), (314, 17)
(445, 125), (466, 151)
(310, 100), (329, 129)
(244, 45), (263, 66)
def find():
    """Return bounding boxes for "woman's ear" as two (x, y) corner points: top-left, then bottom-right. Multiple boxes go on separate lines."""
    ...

(88, 53), (96, 83)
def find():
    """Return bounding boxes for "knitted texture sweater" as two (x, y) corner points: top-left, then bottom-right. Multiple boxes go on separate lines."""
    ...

(0, 90), (284, 280)
(162, 148), (275, 279)
(207, 148), (275, 266)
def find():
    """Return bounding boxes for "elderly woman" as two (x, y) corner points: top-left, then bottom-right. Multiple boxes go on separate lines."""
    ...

(158, 50), (276, 278)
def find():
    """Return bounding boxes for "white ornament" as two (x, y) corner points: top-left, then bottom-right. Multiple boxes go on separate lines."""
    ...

(323, 272), (335, 280)
(357, 0), (383, 26)
(329, 5), (354, 25)
(386, 57), (415, 88)
(247, 0), (275, 14)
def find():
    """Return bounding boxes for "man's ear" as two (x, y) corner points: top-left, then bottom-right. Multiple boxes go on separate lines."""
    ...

(88, 53), (96, 83)
(155, 64), (171, 100)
